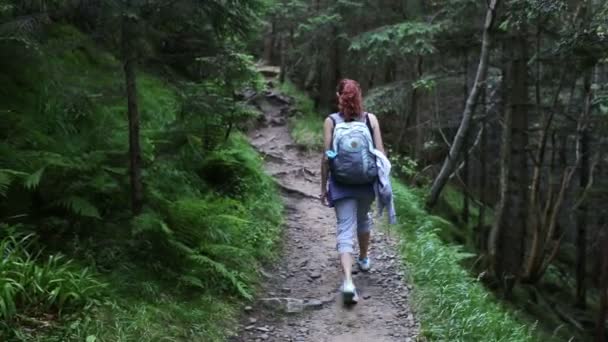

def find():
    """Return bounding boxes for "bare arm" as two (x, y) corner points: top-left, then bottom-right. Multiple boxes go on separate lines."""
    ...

(369, 113), (386, 156)
(321, 117), (333, 201)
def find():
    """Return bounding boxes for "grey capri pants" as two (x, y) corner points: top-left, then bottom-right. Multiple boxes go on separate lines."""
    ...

(334, 196), (374, 254)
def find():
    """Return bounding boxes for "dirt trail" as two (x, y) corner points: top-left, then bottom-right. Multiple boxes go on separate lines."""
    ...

(231, 84), (419, 342)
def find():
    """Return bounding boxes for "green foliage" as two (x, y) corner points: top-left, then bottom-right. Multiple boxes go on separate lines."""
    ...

(177, 79), (260, 151)
(53, 196), (101, 220)
(350, 21), (442, 65)
(441, 186), (494, 226)
(297, 13), (343, 41)
(290, 114), (324, 151)
(0, 232), (104, 338)
(202, 0), (269, 38)
(268, 0), (308, 31)
(1, 11), (280, 339)
(364, 81), (411, 117)
(500, 0), (567, 30)
(389, 153), (420, 180)
(0, 168), (24, 198)
(280, 81), (316, 117)
(45, 293), (236, 342)
(392, 182), (540, 341)
(131, 134), (282, 301)
(280, 81), (324, 150)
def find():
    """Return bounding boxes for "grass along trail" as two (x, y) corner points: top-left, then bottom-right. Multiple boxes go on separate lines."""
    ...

(230, 84), (419, 342)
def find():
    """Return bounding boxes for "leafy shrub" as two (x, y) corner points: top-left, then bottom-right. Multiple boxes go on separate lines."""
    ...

(389, 153), (421, 180)
(0, 232), (104, 335)
(198, 144), (265, 197)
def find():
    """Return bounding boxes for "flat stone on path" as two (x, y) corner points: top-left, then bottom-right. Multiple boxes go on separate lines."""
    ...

(308, 271), (322, 279)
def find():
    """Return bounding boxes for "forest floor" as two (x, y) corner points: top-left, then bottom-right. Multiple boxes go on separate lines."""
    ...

(229, 82), (420, 342)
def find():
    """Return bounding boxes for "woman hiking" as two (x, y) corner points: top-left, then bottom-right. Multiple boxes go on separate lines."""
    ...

(320, 79), (393, 304)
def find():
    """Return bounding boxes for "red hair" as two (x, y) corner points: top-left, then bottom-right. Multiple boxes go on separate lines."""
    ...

(337, 79), (363, 121)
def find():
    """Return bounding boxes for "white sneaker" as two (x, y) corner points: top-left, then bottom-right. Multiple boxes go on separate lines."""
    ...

(341, 279), (359, 304)
(357, 257), (371, 272)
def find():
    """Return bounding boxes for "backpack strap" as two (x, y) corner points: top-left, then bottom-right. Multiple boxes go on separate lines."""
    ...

(365, 113), (377, 148)
(328, 112), (376, 148)
(328, 114), (337, 138)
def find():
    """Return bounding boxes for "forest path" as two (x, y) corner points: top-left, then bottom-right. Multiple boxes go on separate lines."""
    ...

(231, 82), (419, 342)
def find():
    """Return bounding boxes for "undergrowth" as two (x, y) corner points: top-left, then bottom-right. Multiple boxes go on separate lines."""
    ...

(1, 24), (283, 341)
(0, 232), (104, 340)
(279, 81), (323, 150)
(5, 135), (282, 341)
(392, 182), (541, 341)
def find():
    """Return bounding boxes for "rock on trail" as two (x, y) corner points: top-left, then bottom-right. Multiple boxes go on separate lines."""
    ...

(230, 82), (419, 342)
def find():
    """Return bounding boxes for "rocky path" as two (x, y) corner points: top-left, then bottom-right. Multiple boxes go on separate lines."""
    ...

(231, 86), (419, 342)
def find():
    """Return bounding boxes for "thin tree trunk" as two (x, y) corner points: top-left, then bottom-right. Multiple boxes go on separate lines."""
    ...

(396, 57), (422, 155)
(426, 0), (501, 208)
(577, 72), (592, 307)
(263, 20), (275, 64)
(462, 48), (470, 224)
(477, 109), (487, 250)
(122, 12), (143, 216)
(488, 40), (511, 274)
(414, 57), (423, 158)
(523, 65), (595, 282)
(279, 33), (286, 84)
(331, 23), (341, 110)
(576, 126), (590, 308)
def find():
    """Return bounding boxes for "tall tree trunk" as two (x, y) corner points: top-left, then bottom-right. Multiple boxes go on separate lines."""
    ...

(475, 85), (487, 251)
(489, 32), (529, 295)
(576, 73), (592, 308)
(122, 12), (143, 216)
(426, 0), (501, 208)
(489, 40), (511, 277)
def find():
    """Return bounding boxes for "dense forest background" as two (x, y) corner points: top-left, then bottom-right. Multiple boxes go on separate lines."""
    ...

(263, 0), (608, 340)
(1, 0), (608, 341)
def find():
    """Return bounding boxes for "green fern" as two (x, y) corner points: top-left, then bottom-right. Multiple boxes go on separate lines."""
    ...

(187, 253), (252, 300)
(132, 212), (172, 236)
(202, 243), (254, 269)
(168, 240), (252, 299)
(168, 198), (249, 246)
(0, 171), (14, 197)
(53, 196), (101, 219)
(178, 275), (205, 289)
(23, 166), (45, 190)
